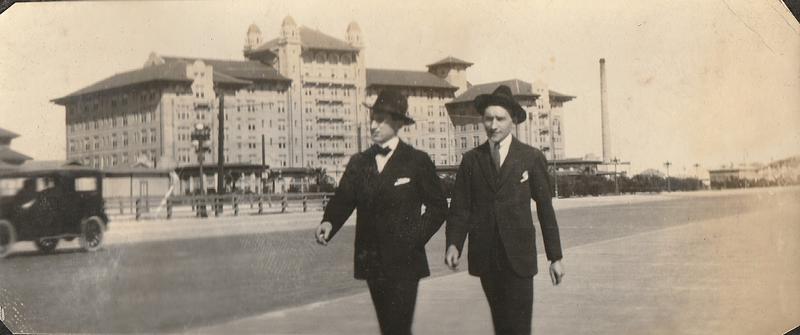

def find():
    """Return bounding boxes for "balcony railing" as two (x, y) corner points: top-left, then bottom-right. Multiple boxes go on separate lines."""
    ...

(318, 152), (346, 158)
(317, 134), (346, 141)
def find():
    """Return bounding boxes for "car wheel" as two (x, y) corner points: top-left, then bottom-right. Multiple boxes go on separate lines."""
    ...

(0, 220), (17, 259)
(79, 216), (105, 252)
(35, 238), (59, 253)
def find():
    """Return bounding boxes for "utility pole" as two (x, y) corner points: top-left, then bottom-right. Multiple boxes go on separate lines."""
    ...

(664, 161), (672, 192)
(694, 163), (701, 190)
(607, 157), (630, 195)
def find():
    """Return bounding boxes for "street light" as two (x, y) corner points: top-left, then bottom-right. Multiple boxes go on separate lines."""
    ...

(610, 157), (630, 195)
(694, 163), (701, 190)
(663, 161), (672, 192)
(192, 123), (212, 217)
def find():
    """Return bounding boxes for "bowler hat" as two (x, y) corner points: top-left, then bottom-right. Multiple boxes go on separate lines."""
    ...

(363, 89), (415, 125)
(474, 85), (527, 124)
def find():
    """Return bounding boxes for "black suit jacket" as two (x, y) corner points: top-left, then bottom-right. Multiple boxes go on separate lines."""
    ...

(446, 137), (563, 277)
(323, 140), (448, 280)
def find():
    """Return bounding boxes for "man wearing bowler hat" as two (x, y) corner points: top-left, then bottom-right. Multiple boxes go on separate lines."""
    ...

(445, 85), (566, 334)
(315, 89), (448, 335)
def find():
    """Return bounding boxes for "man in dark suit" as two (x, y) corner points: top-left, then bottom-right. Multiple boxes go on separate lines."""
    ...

(445, 85), (566, 335)
(315, 89), (448, 335)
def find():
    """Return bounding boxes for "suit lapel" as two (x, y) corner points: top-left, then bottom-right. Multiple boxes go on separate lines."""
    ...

(475, 142), (499, 193)
(355, 148), (380, 209)
(497, 138), (522, 191)
(374, 141), (410, 205)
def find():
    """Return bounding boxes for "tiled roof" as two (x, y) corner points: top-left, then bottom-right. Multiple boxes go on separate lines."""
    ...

(449, 79), (575, 104)
(0, 128), (20, 140)
(0, 147), (32, 164)
(427, 56), (473, 68)
(250, 26), (358, 54)
(52, 61), (251, 104)
(19, 160), (82, 170)
(0, 160), (15, 171)
(548, 89), (576, 101)
(366, 69), (456, 90)
(162, 56), (290, 82)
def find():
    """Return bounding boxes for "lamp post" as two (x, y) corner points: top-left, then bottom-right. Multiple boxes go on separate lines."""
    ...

(612, 157), (620, 195)
(694, 163), (701, 190)
(663, 161), (672, 192)
(192, 123), (212, 217)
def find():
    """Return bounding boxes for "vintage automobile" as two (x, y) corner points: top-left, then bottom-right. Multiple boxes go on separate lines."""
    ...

(0, 165), (109, 258)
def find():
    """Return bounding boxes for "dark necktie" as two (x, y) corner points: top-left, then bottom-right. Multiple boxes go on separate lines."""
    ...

(491, 142), (502, 171)
(370, 144), (392, 156)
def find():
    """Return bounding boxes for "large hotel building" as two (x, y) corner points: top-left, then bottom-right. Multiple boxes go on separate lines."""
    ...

(53, 17), (574, 192)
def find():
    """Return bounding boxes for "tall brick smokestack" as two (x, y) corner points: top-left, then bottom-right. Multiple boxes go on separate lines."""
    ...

(600, 58), (612, 162)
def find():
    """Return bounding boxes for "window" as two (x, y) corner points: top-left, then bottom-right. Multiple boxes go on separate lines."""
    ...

(75, 177), (97, 192)
(473, 136), (480, 147)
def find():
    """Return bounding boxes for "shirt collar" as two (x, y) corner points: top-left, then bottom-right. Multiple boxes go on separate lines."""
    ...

(490, 134), (513, 149)
(378, 136), (400, 150)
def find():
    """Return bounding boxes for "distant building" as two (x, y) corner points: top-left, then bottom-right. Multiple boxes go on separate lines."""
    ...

(0, 128), (32, 169)
(52, 16), (575, 187)
(709, 157), (800, 188)
(708, 165), (761, 189)
(446, 79), (574, 162)
(366, 66), (458, 165)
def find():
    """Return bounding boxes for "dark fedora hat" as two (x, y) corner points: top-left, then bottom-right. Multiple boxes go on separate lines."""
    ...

(474, 85), (527, 124)
(363, 89), (415, 125)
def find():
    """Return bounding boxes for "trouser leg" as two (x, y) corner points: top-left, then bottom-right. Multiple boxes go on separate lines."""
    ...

(367, 277), (419, 335)
(481, 240), (534, 335)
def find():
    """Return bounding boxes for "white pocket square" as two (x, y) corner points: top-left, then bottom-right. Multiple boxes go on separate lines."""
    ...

(394, 177), (411, 186)
(520, 171), (529, 183)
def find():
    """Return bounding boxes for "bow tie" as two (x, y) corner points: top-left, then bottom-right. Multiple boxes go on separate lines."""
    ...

(370, 144), (392, 156)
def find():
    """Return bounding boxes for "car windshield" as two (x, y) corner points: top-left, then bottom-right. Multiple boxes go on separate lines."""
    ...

(0, 177), (28, 197)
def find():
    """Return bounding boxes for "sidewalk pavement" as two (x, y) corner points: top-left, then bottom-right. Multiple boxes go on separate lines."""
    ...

(192, 192), (800, 335)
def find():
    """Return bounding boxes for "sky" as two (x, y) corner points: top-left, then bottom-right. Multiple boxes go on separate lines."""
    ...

(0, 0), (798, 176)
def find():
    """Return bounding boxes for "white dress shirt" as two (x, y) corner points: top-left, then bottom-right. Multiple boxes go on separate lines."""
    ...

(375, 136), (400, 173)
(489, 134), (513, 168)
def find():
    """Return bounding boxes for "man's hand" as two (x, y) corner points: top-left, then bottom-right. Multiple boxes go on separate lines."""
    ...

(549, 260), (565, 286)
(444, 245), (460, 270)
(315, 222), (333, 246)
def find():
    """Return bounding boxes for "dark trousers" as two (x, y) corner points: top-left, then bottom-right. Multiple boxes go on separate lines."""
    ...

(480, 241), (534, 335)
(367, 277), (419, 335)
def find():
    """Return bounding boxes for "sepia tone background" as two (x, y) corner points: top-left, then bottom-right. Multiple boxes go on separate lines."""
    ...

(0, 0), (798, 334)
(1, 0), (798, 174)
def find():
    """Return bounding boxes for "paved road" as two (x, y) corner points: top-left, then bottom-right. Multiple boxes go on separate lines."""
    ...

(197, 188), (799, 335)
(0, 188), (794, 333)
